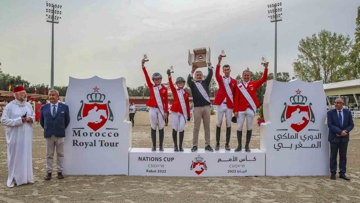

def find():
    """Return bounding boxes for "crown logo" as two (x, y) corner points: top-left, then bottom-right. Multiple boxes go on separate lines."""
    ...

(194, 155), (204, 162)
(289, 89), (307, 105)
(87, 86), (106, 103)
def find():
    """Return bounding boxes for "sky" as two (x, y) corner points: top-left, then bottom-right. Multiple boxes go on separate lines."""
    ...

(0, 0), (358, 88)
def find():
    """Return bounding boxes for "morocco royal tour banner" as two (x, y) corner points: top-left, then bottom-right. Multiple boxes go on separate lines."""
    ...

(64, 76), (132, 175)
(260, 79), (329, 176)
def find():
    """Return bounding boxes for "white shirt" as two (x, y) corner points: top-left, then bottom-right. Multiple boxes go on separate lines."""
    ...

(50, 102), (59, 116)
(337, 109), (344, 125)
(129, 105), (136, 114)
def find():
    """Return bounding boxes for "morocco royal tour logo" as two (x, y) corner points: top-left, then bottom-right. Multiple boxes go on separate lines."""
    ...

(190, 155), (207, 175)
(77, 86), (114, 131)
(281, 89), (315, 133)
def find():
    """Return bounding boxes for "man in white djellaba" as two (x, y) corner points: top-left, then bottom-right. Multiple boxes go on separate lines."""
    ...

(1, 86), (35, 188)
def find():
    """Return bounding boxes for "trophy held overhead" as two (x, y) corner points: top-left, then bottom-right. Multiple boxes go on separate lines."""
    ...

(188, 47), (211, 68)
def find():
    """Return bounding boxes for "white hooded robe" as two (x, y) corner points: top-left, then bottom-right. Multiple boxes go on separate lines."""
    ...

(1, 100), (34, 187)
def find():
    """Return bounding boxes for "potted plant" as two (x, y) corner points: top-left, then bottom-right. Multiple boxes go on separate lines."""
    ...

(257, 105), (265, 126)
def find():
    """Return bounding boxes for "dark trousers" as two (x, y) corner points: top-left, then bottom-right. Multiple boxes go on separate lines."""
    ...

(129, 113), (135, 126)
(330, 141), (348, 174)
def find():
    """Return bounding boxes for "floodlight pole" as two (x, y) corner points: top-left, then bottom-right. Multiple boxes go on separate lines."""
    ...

(51, 6), (55, 90)
(46, 2), (62, 90)
(268, 2), (282, 81)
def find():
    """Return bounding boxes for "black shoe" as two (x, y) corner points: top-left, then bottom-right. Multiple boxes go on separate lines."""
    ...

(339, 174), (350, 181)
(172, 129), (179, 152)
(225, 127), (231, 151)
(330, 173), (336, 180)
(191, 146), (198, 152)
(205, 145), (214, 152)
(235, 131), (242, 152)
(215, 126), (220, 151)
(44, 173), (52, 181)
(151, 128), (156, 151)
(57, 172), (64, 179)
(215, 143), (220, 151)
(225, 143), (230, 151)
(179, 131), (184, 152)
(245, 130), (252, 152)
(159, 129), (164, 151)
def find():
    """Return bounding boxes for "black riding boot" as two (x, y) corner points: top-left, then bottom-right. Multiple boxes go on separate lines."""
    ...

(172, 129), (179, 152)
(179, 131), (184, 152)
(245, 130), (252, 152)
(151, 128), (156, 151)
(225, 127), (231, 151)
(159, 129), (164, 151)
(234, 131), (242, 152)
(215, 126), (221, 151)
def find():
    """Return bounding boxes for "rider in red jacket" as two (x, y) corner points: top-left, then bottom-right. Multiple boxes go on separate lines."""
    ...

(233, 62), (269, 152)
(142, 59), (168, 151)
(167, 69), (190, 152)
(213, 54), (237, 151)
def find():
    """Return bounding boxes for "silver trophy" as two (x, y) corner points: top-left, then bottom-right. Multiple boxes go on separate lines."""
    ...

(261, 56), (267, 65)
(221, 50), (226, 57)
(170, 65), (174, 73)
(143, 54), (149, 62)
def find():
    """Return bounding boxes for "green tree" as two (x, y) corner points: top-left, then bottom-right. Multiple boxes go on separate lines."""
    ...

(293, 30), (353, 83)
(345, 6), (360, 79)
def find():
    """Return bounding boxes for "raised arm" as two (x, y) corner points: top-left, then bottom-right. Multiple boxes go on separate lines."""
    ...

(167, 71), (177, 96)
(187, 72), (195, 88)
(142, 66), (153, 88)
(1, 105), (23, 127)
(215, 55), (223, 82)
(256, 62), (269, 88)
(204, 63), (214, 85)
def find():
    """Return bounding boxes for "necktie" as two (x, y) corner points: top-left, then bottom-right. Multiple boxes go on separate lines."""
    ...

(338, 110), (342, 126)
(52, 105), (56, 118)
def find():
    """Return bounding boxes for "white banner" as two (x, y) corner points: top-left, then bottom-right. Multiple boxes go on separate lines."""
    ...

(64, 76), (131, 175)
(129, 148), (265, 176)
(260, 79), (329, 176)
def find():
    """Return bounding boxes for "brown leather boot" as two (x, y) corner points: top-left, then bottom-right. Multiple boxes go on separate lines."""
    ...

(57, 172), (64, 179)
(44, 173), (52, 181)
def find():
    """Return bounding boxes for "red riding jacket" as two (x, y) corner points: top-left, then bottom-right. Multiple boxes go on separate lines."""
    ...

(234, 68), (268, 112)
(142, 67), (168, 113)
(213, 64), (237, 108)
(168, 77), (190, 118)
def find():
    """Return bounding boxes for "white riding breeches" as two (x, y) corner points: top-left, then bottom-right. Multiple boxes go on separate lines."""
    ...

(216, 103), (233, 128)
(149, 107), (165, 130)
(237, 107), (255, 131)
(171, 111), (186, 132)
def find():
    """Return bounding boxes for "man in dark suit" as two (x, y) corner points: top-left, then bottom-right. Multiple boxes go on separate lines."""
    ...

(40, 89), (70, 180)
(327, 97), (354, 180)
(187, 63), (214, 152)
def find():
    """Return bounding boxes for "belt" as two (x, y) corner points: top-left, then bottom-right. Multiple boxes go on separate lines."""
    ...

(223, 102), (227, 104)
